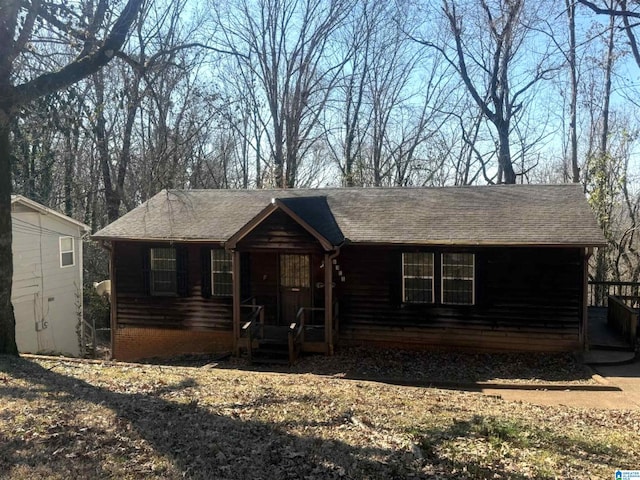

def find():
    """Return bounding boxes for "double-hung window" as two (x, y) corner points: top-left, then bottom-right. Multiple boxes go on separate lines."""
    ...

(59, 236), (74, 267)
(150, 247), (177, 295)
(211, 250), (233, 296)
(402, 252), (434, 303)
(441, 253), (474, 305)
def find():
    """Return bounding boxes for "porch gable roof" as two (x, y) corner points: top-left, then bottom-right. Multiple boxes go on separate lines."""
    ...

(226, 196), (344, 251)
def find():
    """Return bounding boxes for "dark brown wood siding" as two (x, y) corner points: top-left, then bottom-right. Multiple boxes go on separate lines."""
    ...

(113, 241), (232, 330)
(237, 210), (323, 252)
(336, 245), (584, 352)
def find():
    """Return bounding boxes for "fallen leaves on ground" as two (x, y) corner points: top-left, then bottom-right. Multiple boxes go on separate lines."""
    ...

(0, 353), (636, 479)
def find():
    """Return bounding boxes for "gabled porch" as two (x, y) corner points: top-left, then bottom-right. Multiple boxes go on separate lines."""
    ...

(227, 196), (344, 363)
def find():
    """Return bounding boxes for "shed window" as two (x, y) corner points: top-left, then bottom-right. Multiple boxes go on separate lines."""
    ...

(150, 247), (177, 295)
(59, 236), (74, 267)
(441, 253), (474, 305)
(211, 249), (233, 296)
(402, 252), (434, 303)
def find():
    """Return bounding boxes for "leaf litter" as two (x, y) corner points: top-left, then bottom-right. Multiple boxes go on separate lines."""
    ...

(0, 353), (637, 479)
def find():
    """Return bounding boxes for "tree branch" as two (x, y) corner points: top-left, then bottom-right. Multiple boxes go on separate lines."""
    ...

(577, 0), (640, 18)
(13, 0), (42, 63)
(621, 0), (640, 68)
(79, 0), (109, 57)
(10, 0), (144, 108)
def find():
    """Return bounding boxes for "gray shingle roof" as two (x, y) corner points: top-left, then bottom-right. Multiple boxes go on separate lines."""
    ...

(277, 196), (344, 246)
(92, 184), (606, 247)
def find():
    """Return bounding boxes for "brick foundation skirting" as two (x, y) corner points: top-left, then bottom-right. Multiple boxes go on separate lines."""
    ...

(113, 326), (234, 362)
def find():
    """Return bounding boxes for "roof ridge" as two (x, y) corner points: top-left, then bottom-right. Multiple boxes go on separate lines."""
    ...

(165, 183), (580, 194)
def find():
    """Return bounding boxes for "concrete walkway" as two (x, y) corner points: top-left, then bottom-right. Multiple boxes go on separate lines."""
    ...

(482, 359), (640, 410)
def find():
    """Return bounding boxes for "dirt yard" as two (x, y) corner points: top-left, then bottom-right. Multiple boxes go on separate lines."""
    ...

(0, 353), (638, 479)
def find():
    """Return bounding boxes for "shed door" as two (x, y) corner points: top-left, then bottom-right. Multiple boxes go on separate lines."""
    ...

(279, 254), (311, 324)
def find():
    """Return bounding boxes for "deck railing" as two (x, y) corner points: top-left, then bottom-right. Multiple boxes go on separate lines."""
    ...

(607, 295), (639, 347)
(588, 281), (640, 307)
(81, 319), (96, 358)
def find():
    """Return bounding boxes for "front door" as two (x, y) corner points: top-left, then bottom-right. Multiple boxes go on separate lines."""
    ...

(279, 254), (311, 324)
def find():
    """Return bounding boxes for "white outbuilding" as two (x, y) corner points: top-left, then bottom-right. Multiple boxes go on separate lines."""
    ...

(11, 195), (89, 356)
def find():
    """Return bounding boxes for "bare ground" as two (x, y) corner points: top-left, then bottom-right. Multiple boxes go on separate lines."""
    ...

(0, 353), (638, 479)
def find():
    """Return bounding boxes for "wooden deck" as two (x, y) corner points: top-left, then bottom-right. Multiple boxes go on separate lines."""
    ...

(588, 307), (635, 350)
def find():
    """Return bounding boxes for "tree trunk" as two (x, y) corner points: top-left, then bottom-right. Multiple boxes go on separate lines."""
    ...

(0, 1), (19, 354)
(497, 124), (516, 184)
(64, 132), (74, 216)
(0, 0), (143, 356)
(93, 73), (120, 222)
(600, 10), (615, 158)
(0, 109), (18, 355)
(566, 0), (579, 183)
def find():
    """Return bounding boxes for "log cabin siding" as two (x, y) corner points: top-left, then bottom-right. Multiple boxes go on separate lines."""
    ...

(114, 241), (233, 330)
(112, 240), (585, 354)
(337, 245), (583, 351)
(237, 210), (323, 252)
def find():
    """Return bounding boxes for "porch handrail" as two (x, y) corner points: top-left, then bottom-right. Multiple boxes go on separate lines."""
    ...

(241, 305), (264, 363)
(296, 303), (340, 337)
(288, 320), (304, 365)
(296, 306), (325, 328)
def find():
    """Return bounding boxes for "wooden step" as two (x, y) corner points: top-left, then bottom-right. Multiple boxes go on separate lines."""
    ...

(247, 338), (292, 365)
(251, 355), (290, 365)
(251, 349), (290, 365)
(258, 338), (288, 348)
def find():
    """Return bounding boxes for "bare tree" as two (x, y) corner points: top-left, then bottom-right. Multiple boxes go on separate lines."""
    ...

(0, 0), (143, 354)
(323, 1), (376, 186)
(323, 1), (454, 187)
(414, 0), (560, 183)
(212, 0), (355, 187)
(84, 0), (214, 222)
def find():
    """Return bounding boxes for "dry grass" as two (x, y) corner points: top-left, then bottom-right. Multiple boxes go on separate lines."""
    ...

(0, 354), (638, 479)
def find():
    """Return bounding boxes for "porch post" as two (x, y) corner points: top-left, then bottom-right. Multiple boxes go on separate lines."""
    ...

(232, 249), (241, 356)
(581, 247), (593, 350)
(109, 242), (116, 360)
(324, 252), (333, 355)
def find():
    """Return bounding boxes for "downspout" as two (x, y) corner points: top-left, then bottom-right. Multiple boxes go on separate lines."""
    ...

(582, 247), (593, 351)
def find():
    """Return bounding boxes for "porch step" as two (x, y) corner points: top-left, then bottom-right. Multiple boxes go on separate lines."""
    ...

(259, 338), (288, 347)
(251, 349), (290, 365)
(250, 339), (291, 365)
(252, 355), (290, 365)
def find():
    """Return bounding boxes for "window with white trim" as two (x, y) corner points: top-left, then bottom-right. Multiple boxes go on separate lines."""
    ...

(402, 252), (434, 303)
(441, 253), (474, 305)
(59, 236), (74, 267)
(211, 249), (233, 296)
(150, 247), (177, 295)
